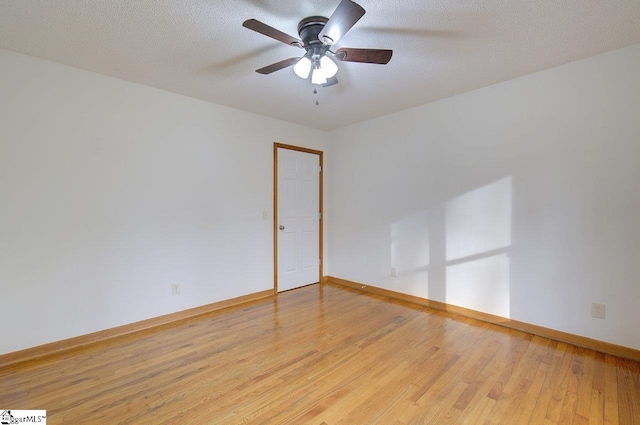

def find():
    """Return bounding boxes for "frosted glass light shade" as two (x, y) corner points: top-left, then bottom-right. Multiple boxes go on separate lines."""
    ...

(311, 68), (327, 85)
(319, 55), (338, 78)
(293, 57), (312, 79)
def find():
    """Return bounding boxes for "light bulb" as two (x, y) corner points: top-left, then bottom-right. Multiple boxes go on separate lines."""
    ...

(311, 68), (327, 85)
(319, 55), (338, 78)
(293, 56), (311, 79)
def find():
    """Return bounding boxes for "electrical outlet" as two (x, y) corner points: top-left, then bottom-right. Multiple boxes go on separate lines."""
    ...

(172, 284), (181, 296)
(391, 267), (397, 277)
(591, 302), (605, 319)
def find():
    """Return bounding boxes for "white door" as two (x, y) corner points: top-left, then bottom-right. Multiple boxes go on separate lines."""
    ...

(277, 147), (320, 292)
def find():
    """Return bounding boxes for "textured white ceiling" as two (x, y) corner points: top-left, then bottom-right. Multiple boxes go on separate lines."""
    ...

(1, 1), (640, 131)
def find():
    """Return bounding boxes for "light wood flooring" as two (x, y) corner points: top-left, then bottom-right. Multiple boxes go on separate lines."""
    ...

(1, 283), (639, 424)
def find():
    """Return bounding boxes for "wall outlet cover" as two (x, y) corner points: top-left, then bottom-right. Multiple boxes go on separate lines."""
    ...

(591, 302), (605, 319)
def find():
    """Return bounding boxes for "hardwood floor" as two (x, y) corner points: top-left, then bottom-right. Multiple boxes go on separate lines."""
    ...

(1, 283), (639, 424)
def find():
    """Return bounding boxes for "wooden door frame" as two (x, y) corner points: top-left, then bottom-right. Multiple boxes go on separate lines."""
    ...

(273, 143), (324, 293)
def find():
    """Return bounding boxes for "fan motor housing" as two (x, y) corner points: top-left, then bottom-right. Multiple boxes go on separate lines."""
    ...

(297, 16), (328, 48)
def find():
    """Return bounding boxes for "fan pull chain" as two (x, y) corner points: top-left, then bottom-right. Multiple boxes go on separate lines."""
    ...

(314, 88), (319, 106)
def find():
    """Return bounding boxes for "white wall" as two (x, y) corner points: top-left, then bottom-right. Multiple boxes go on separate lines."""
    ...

(0, 49), (328, 355)
(326, 44), (640, 350)
(3, 43), (639, 355)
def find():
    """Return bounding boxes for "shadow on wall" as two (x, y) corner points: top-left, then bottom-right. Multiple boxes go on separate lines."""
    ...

(390, 177), (512, 318)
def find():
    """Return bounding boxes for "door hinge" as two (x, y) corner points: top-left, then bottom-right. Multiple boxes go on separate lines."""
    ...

(319, 258), (322, 265)
(318, 212), (322, 220)
(318, 165), (322, 173)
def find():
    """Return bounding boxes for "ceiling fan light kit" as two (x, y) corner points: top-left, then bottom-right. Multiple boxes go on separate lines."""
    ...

(242, 0), (392, 89)
(293, 49), (338, 83)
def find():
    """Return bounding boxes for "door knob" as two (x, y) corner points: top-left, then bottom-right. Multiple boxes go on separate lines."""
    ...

(279, 225), (285, 230)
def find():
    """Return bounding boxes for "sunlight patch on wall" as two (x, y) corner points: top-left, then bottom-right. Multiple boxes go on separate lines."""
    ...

(391, 210), (430, 274)
(390, 210), (430, 298)
(445, 177), (512, 317)
(446, 253), (511, 318)
(445, 178), (512, 261)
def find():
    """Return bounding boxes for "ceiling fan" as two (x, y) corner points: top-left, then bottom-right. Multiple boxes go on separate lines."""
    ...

(242, 0), (392, 88)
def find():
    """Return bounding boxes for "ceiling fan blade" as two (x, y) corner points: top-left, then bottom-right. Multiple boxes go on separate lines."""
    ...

(334, 48), (393, 64)
(318, 0), (366, 46)
(243, 19), (303, 48)
(255, 57), (300, 74)
(322, 76), (339, 87)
